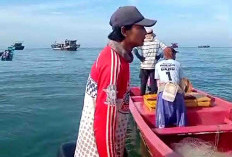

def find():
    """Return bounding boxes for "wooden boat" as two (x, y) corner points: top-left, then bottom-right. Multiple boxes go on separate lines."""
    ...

(51, 40), (80, 51)
(13, 42), (24, 50)
(129, 87), (232, 157)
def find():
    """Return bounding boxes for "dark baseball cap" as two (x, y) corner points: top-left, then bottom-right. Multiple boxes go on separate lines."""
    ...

(110, 6), (157, 27)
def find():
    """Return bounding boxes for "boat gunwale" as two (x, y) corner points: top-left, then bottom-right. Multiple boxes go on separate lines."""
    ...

(129, 97), (179, 157)
(129, 87), (232, 157)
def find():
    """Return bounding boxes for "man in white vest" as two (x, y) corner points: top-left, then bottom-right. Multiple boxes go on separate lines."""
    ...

(134, 28), (166, 95)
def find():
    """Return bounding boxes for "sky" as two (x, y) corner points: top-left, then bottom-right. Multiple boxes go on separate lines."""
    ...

(0, 0), (231, 48)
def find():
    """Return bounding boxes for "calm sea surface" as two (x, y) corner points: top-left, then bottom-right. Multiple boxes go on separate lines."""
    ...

(0, 47), (232, 157)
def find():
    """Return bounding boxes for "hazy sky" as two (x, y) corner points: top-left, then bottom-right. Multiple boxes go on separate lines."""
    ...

(0, 0), (231, 48)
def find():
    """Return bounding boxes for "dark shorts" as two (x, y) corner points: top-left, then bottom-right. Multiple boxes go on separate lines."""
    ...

(140, 69), (157, 95)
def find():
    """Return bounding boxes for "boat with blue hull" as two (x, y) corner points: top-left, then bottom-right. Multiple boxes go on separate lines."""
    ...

(0, 47), (14, 61)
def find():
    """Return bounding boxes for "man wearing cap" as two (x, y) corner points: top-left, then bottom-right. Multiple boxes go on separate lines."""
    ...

(74, 6), (156, 157)
(134, 28), (166, 95)
(155, 47), (187, 128)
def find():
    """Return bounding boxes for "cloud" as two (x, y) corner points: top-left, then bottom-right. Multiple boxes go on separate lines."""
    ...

(0, 0), (231, 47)
(176, 14), (193, 19)
(0, 1), (87, 11)
(214, 14), (229, 22)
(156, 0), (209, 7)
(50, 11), (64, 15)
(0, 1), (111, 48)
(128, 0), (139, 5)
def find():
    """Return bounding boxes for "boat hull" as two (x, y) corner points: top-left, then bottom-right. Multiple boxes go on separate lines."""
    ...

(51, 47), (78, 51)
(198, 45), (210, 48)
(129, 87), (232, 157)
(14, 46), (24, 50)
(66, 47), (77, 51)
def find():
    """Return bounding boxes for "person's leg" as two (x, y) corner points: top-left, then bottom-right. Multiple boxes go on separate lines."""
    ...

(149, 69), (157, 94)
(140, 69), (149, 95)
(156, 93), (165, 128)
(123, 148), (128, 157)
(147, 77), (151, 93)
(156, 92), (168, 128)
(175, 93), (187, 127)
(156, 92), (175, 128)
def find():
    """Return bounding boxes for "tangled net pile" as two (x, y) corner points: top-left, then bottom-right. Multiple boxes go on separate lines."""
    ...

(172, 137), (230, 157)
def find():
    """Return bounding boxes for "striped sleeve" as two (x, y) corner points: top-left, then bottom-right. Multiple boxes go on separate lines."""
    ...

(94, 48), (121, 157)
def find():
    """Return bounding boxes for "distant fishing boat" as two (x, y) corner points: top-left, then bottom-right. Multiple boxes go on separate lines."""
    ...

(12, 42), (24, 50)
(171, 43), (178, 48)
(198, 45), (210, 48)
(51, 39), (80, 51)
(0, 47), (14, 61)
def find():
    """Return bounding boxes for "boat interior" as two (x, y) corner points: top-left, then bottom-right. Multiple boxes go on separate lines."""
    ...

(130, 87), (232, 153)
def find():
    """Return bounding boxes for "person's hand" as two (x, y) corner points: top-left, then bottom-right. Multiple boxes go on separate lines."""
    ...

(156, 55), (160, 60)
(156, 53), (163, 60)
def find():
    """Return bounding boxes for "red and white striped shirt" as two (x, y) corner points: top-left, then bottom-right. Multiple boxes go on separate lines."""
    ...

(75, 45), (130, 157)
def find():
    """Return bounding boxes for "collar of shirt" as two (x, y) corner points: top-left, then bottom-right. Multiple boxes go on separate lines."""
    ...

(108, 40), (134, 63)
(144, 36), (154, 42)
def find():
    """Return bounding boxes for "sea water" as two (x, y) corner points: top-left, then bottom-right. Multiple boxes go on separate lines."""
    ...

(0, 47), (231, 157)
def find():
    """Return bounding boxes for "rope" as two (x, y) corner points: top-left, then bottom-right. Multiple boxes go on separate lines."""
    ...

(214, 125), (220, 149)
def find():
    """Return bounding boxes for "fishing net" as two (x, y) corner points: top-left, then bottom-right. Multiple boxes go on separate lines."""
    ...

(172, 137), (230, 157)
